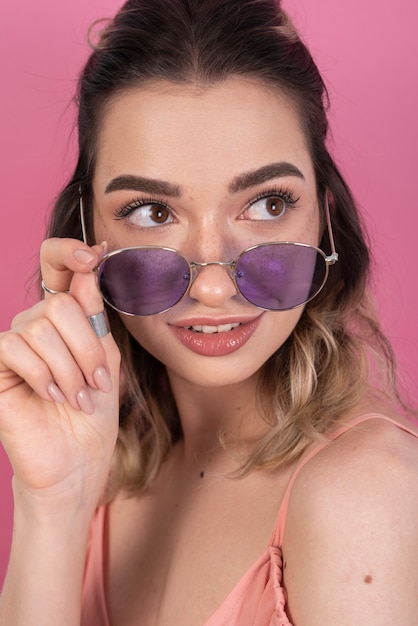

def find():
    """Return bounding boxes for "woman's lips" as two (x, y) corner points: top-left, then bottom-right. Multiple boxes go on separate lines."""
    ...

(170, 316), (262, 356)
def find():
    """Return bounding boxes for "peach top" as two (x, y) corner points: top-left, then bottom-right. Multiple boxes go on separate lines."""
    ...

(81, 414), (417, 625)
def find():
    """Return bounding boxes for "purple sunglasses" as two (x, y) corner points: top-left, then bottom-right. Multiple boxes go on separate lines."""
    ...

(80, 197), (338, 316)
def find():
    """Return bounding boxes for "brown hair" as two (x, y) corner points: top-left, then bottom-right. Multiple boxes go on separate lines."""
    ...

(46, 0), (401, 493)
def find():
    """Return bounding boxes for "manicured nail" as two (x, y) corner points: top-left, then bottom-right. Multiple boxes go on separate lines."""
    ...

(93, 367), (113, 393)
(47, 382), (66, 404)
(74, 249), (96, 264)
(77, 388), (95, 415)
(99, 241), (109, 254)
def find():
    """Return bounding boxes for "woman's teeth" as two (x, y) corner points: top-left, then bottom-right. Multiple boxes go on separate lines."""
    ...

(186, 323), (241, 334)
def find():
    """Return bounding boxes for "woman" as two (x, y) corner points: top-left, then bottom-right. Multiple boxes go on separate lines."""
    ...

(0, 0), (417, 624)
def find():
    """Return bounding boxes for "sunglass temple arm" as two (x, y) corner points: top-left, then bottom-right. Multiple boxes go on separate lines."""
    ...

(79, 190), (89, 245)
(325, 195), (339, 264)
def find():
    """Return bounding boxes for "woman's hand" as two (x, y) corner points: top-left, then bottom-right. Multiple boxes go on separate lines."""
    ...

(0, 237), (121, 515)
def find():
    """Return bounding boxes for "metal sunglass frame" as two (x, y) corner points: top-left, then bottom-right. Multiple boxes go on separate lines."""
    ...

(79, 194), (339, 315)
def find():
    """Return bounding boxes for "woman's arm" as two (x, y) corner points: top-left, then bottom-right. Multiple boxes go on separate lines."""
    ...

(0, 489), (93, 626)
(0, 238), (121, 625)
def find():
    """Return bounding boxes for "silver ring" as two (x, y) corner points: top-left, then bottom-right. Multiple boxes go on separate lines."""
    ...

(41, 280), (69, 295)
(87, 311), (110, 338)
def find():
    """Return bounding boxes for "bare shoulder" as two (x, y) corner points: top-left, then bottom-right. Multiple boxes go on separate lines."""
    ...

(325, 412), (418, 478)
(282, 413), (418, 625)
(291, 412), (418, 504)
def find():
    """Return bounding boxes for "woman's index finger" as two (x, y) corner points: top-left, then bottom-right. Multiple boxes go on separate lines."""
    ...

(40, 238), (102, 295)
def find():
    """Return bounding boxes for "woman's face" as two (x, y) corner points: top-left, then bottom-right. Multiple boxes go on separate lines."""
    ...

(92, 78), (321, 388)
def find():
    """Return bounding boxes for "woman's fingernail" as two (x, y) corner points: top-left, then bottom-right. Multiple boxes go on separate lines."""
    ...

(99, 241), (108, 254)
(48, 382), (66, 404)
(74, 249), (96, 264)
(93, 367), (113, 393)
(77, 388), (95, 415)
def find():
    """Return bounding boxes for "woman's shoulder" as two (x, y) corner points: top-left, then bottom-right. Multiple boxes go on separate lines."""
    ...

(294, 407), (418, 508)
(328, 408), (418, 462)
(331, 407), (418, 470)
(281, 408), (418, 622)
(285, 399), (418, 502)
(283, 407), (418, 541)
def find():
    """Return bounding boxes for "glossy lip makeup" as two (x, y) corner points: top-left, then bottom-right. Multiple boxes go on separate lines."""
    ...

(170, 315), (262, 357)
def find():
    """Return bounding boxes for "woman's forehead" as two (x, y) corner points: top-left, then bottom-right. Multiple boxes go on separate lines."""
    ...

(94, 78), (315, 189)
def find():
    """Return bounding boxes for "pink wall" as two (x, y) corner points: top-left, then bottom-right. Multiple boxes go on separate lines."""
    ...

(0, 0), (417, 586)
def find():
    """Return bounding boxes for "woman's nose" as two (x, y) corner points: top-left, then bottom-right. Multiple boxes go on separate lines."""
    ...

(187, 260), (238, 308)
(184, 221), (242, 307)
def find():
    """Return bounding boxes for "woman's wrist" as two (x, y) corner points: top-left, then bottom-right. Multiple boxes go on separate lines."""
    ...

(0, 483), (94, 626)
(11, 471), (104, 525)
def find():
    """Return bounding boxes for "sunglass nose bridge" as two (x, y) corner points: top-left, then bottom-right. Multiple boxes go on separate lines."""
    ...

(189, 259), (237, 283)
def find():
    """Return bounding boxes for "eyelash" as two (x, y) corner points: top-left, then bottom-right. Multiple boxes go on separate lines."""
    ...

(246, 185), (300, 210)
(113, 185), (301, 221)
(114, 196), (172, 220)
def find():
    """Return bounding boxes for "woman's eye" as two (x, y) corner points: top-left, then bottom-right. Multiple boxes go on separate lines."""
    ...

(244, 196), (286, 221)
(125, 203), (173, 227)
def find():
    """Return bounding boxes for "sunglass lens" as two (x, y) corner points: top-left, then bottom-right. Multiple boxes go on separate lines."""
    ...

(98, 248), (191, 315)
(235, 244), (327, 310)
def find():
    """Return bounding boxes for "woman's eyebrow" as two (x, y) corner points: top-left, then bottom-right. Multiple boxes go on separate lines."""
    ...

(105, 174), (182, 196)
(229, 162), (305, 193)
(104, 162), (304, 197)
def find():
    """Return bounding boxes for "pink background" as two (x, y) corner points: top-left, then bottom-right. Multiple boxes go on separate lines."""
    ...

(0, 0), (417, 587)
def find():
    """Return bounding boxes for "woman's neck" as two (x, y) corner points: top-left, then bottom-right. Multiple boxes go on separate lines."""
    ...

(166, 369), (268, 463)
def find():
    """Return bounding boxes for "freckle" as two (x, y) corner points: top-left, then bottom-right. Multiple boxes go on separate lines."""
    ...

(364, 575), (373, 584)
